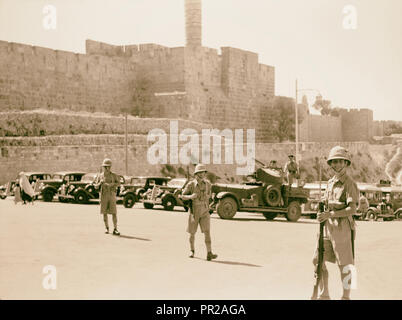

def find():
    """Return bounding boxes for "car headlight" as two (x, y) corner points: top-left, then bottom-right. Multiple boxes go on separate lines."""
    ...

(39, 182), (44, 190)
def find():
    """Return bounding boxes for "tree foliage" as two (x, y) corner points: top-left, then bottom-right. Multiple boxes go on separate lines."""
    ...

(385, 123), (402, 136)
(312, 96), (341, 117)
(266, 96), (305, 142)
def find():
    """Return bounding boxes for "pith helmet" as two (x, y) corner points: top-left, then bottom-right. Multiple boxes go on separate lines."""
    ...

(102, 158), (112, 167)
(327, 146), (351, 166)
(194, 164), (207, 174)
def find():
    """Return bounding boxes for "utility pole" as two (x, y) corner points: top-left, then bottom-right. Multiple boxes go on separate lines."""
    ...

(125, 112), (128, 175)
(295, 79), (299, 165)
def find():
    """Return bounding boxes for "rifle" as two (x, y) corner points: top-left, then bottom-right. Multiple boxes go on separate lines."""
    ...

(311, 159), (325, 300)
(252, 158), (267, 168)
(311, 201), (326, 300)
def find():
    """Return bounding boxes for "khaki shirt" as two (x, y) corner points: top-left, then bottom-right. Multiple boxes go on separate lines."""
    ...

(324, 172), (359, 237)
(284, 160), (298, 174)
(182, 178), (211, 215)
(95, 171), (120, 197)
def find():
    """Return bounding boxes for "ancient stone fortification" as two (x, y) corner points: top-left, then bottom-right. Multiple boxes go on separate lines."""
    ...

(0, 0), (378, 142)
(0, 38), (276, 141)
(0, 110), (212, 137)
(298, 108), (374, 142)
(0, 133), (383, 185)
(0, 37), (376, 143)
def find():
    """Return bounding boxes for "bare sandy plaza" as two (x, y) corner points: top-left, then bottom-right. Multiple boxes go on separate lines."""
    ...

(0, 197), (401, 300)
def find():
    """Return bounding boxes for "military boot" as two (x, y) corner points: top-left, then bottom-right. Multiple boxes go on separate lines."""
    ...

(207, 252), (218, 261)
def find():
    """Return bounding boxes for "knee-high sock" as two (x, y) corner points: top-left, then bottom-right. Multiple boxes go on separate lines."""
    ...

(204, 231), (212, 252)
(103, 214), (109, 229)
(112, 214), (117, 229)
(189, 233), (195, 251)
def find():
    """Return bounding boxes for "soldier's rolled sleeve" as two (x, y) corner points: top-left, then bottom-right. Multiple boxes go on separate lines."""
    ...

(182, 181), (194, 196)
(345, 179), (359, 206)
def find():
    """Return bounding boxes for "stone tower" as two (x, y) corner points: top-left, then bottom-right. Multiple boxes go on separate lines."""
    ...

(185, 0), (202, 47)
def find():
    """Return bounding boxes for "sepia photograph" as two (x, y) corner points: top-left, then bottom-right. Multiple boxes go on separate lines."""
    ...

(0, 0), (401, 305)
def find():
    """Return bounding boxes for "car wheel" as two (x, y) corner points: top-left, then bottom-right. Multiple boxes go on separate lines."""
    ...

(123, 194), (136, 208)
(216, 197), (237, 219)
(42, 190), (54, 202)
(86, 185), (95, 195)
(263, 185), (281, 207)
(286, 201), (301, 222)
(75, 191), (88, 204)
(162, 197), (176, 211)
(368, 210), (377, 221)
(263, 212), (277, 220)
(143, 202), (154, 209)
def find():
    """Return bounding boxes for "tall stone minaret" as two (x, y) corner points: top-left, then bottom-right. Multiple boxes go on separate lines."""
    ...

(185, 0), (202, 47)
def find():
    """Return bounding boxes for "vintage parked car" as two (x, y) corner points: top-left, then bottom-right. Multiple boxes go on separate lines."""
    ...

(142, 177), (190, 211)
(210, 167), (309, 222)
(302, 182), (327, 219)
(38, 172), (86, 202)
(120, 176), (171, 208)
(360, 181), (402, 221)
(0, 172), (53, 199)
(58, 173), (125, 204)
(0, 183), (7, 199)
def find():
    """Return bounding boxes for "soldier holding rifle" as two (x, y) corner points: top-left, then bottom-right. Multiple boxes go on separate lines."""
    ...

(180, 164), (218, 261)
(312, 146), (359, 300)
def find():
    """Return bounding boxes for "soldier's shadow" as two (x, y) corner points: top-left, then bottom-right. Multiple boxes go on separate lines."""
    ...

(118, 234), (152, 241)
(194, 257), (261, 267)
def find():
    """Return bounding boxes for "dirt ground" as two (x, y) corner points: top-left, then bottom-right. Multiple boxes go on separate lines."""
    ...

(0, 197), (401, 300)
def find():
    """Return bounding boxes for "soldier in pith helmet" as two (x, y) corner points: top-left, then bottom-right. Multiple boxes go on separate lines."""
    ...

(313, 146), (359, 300)
(94, 158), (121, 235)
(284, 154), (299, 188)
(180, 164), (218, 261)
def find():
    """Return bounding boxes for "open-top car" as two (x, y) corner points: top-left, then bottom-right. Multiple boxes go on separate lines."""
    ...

(120, 176), (171, 208)
(38, 172), (86, 202)
(210, 167), (309, 222)
(142, 177), (190, 211)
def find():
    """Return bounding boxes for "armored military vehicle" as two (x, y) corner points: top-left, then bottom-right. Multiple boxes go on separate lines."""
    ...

(210, 164), (309, 222)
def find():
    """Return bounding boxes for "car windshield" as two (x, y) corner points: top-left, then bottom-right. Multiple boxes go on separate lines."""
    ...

(131, 177), (147, 186)
(81, 173), (97, 183)
(167, 179), (186, 188)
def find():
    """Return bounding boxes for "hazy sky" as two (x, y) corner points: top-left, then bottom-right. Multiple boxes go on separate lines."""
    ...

(1, 0), (401, 121)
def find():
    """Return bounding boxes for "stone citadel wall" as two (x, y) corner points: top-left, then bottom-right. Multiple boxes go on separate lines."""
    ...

(0, 133), (373, 185)
(0, 110), (212, 137)
(0, 38), (374, 142)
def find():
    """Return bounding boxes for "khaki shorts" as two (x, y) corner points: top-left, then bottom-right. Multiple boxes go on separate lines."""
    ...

(100, 198), (117, 215)
(313, 239), (337, 265)
(187, 211), (210, 234)
(313, 231), (355, 266)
